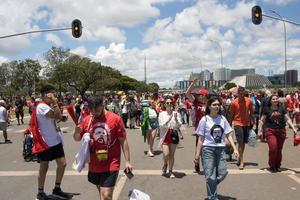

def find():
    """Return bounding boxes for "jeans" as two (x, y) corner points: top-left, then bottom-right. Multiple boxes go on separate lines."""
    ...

(202, 146), (228, 200)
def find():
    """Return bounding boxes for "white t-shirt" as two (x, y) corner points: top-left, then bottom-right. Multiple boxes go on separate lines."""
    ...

(0, 106), (7, 122)
(148, 108), (157, 119)
(196, 115), (232, 147)
(37, 103), (61, 147)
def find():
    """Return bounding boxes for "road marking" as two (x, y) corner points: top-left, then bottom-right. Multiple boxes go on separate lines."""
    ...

(287, 174), (300, 184)
(1, 168), (300, 177)
(113, 175), (127, 200)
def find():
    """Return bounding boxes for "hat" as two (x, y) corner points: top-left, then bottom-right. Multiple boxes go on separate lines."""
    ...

(0, 100), (5, 104)
(195, 89), (209, 96)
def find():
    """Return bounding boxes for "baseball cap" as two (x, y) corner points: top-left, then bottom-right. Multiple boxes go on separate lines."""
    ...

(195, 89), (209, 96)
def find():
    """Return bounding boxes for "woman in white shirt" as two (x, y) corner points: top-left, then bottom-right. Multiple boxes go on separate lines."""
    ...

(194, 96), (238, 200)
(158, 98), (182, 178)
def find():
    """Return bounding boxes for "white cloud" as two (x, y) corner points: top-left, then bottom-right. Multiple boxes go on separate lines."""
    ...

(45, 33), (63, 46)
(262, 0), (297, 6)
(0, 56), (8, 64)
(1, 0), (300, 88)
(71, 46), (87, 57)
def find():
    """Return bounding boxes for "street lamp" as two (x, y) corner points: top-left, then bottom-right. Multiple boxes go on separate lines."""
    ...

(270, 10), (287, 89)
(209, 39), (223, 68)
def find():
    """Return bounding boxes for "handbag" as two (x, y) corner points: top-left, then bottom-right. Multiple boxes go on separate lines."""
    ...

(247, 129), (257, 147)
(171, 129), (179, 144)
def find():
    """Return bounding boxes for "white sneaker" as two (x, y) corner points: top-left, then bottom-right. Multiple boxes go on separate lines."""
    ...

(147, 151), (154, 157)
(170, 172), (175, 179)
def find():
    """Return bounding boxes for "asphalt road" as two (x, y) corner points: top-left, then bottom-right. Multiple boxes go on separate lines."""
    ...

(0, 115), (300, 200)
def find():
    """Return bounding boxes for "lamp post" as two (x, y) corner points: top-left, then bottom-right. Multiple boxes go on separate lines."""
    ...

(209, 39), (223, 68)
(270, 10), (287, 89)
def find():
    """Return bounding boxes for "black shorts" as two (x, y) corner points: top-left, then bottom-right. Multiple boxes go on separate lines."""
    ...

(37, 143), (65, 162)
(234, 126), (250, 144)
(88, 171), (119, 187)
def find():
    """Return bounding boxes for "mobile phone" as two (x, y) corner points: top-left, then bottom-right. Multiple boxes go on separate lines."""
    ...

(124, 168), (134, 179)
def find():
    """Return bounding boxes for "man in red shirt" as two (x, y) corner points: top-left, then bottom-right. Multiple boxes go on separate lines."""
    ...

(73, 96), (133, 200)
(186, 79), (208, 173)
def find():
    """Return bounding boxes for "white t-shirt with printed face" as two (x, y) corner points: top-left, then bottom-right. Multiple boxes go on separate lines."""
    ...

(0, 106), (7, 122)
(37, 103), (61, 147)
(196, 115), (232, 147)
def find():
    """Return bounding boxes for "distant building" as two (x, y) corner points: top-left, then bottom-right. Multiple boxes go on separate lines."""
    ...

(201, 70), (213, 81)
(285, 70), (298, 86)
(231, 68), (255, 79)
(214, 67), (231, 86)
(230, 74), (272, 88)
(189, 72), (201, 81)
(267, 74), (284, 85)
(175, 80), (193, 90)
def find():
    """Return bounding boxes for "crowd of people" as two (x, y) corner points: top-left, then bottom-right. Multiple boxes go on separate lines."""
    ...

(1, 82), (300, 200)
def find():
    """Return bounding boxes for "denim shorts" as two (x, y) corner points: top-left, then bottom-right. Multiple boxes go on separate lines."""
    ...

(149, 119), (158, 129)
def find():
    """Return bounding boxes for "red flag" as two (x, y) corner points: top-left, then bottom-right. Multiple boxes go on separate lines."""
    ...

(66, 104), (78, 125)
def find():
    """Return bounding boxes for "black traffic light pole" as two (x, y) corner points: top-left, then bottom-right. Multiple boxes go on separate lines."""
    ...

(0, 27), (71, 39)
(262, 13), (300, 27)
(0, 19), (82, 39)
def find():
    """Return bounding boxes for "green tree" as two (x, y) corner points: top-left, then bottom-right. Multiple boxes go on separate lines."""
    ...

(44, 46), (70, 77)
(10, 59), (41, 96)
(52, 55), (102, 96)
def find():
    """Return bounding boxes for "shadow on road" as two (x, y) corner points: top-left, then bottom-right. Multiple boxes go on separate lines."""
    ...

(162, 171), (187, 179)
(244, 162), (259, 167)
(205, 194), (237, 200)
(143, 150), (163, 156)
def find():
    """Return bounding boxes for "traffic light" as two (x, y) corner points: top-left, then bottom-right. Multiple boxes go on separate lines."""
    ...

(72, 19), (82, 38)
(252, 5), (262, 25)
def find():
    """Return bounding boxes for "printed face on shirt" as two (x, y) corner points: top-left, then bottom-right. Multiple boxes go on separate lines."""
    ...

(210, 125), (223, 144)
(92, 122), (111, 145)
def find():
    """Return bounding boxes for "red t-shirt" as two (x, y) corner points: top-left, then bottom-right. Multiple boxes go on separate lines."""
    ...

(194, 99), (205, 130)
(79, 112), (127, 173)
(287, 99), (294, 111)
(184, 99), (192, 109)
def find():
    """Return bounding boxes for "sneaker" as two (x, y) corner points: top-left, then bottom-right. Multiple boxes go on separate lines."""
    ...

(36, 192), (50, 200)
(169, 172), (175, 179)
(147, 151), (154, 157)
(52, 188), (73, 199)
(4, 139), (12, 144)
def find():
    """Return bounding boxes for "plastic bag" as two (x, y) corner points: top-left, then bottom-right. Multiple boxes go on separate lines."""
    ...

(247, 129), (257, 147)
(129, 189), (151, 200)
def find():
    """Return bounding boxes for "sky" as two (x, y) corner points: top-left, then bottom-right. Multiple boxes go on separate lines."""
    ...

(0, 0), (300, 88)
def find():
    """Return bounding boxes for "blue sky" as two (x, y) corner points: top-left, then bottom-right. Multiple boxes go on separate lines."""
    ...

(0, 0), (300, 88)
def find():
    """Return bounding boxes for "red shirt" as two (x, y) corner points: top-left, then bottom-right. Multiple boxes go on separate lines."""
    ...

(184, 99), (192, 109)
(79, 112), (126, 173)
(287, 99), (294, 111)
(194, 99), (205, 130)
